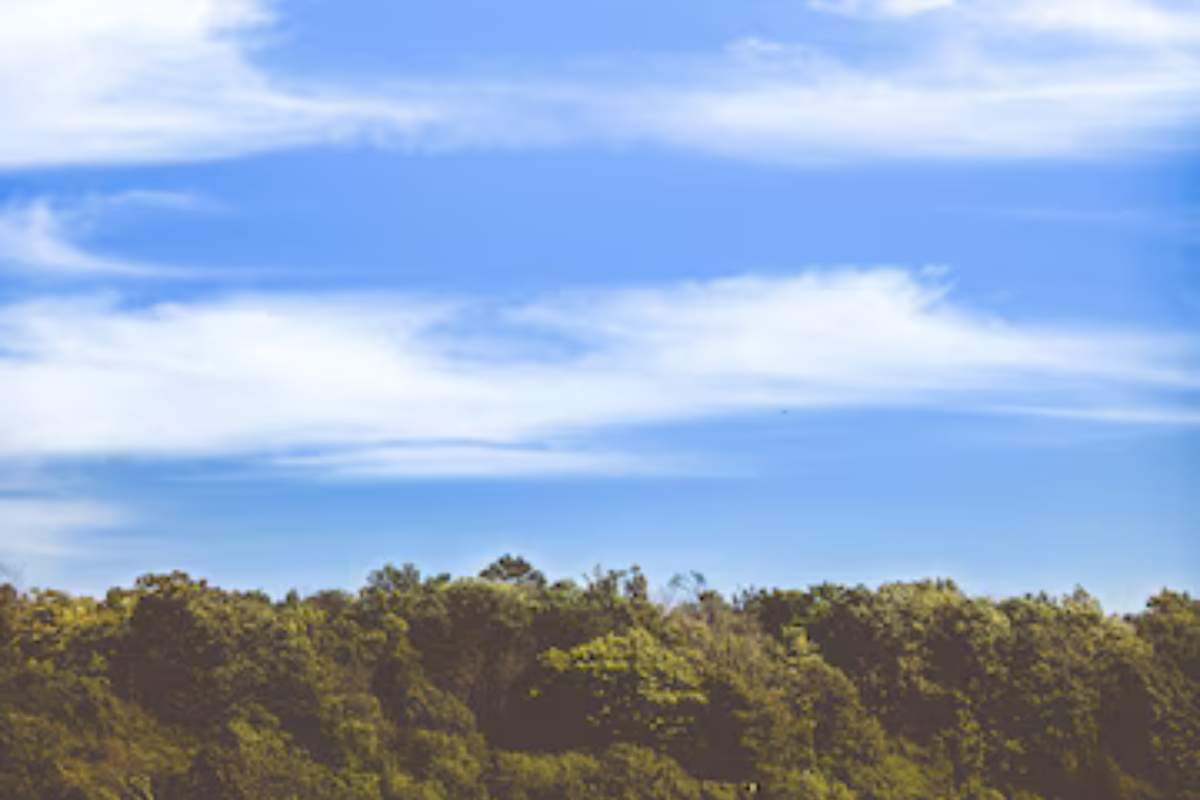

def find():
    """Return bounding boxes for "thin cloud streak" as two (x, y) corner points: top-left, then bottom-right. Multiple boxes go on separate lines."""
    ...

(275, 446), (689, 481)
(0, 496), (127, 557)
(0, 270), (1192, 477)
(995, 405), (1200, 426)
(967, 0), (1200, 46)
(811, 0), (1200, 46)
(0, 196), (196, 277)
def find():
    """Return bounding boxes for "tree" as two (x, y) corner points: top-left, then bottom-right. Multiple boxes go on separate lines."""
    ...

(367, 564), (424, 595)
(4, 561), (1198, 800)
(532, 627), (709, 752)
(480, 556), (547, 589)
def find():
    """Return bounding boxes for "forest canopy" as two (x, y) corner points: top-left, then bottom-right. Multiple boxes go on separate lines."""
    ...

(0, 558), (1197, 800)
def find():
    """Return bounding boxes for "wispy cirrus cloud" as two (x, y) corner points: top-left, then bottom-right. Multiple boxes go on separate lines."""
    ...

(275, 446), (683, 481)
(0, 194), (199, 277)
(989, 0), (1200, 44)
(0, 0), (442, 170)
(1, 0), (1199, 168)
(608, 45), (1200, 162)
(809, 0), (956, 20)
(812, 0), (1200, 45)
(0, 496), (127, 557)
(0, 269), (1193, 478)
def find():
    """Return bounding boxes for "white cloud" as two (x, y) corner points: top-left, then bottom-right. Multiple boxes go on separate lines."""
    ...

(0, 0), (443, 169)
(464, 0), (1200, 162)
(0, 270), (1192, 477)
(609, 52), (1199, 162)
(0, 196), (185, 276)
(809, 0), (957, 20)
(996, 406), (1200, 425)
(0, 0), (1198, 167)
(812, 0), (1200, 46)
(276, 446), (683, 480)
(968, 0), (1200, 46)
(0, 496), (127, 557)
(572, 10), (1194, 163)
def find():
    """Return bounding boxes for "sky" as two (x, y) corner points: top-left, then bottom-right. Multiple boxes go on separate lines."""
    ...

(0, 0), (1197, 612)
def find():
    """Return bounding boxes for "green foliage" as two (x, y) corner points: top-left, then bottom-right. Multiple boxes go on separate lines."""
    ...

(533, 627), (709, 750)
(593, 744), (704, 800)
(479, 556), (547, 590)
(488, 750), (601, 800)
(368, 564), (424, 596)
(180, 709), (382, 800)
(758, 768), (857, 800)
(0, 559), (1196, 800)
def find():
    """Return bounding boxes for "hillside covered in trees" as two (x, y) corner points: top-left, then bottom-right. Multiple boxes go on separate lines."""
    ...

(1, 557), (1197, 800)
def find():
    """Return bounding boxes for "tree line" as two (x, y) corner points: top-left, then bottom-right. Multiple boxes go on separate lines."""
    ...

(0, 555), (1197, 800)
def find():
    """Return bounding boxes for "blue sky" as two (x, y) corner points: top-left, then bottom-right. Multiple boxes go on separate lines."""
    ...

(0, 0), (1197, 611)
